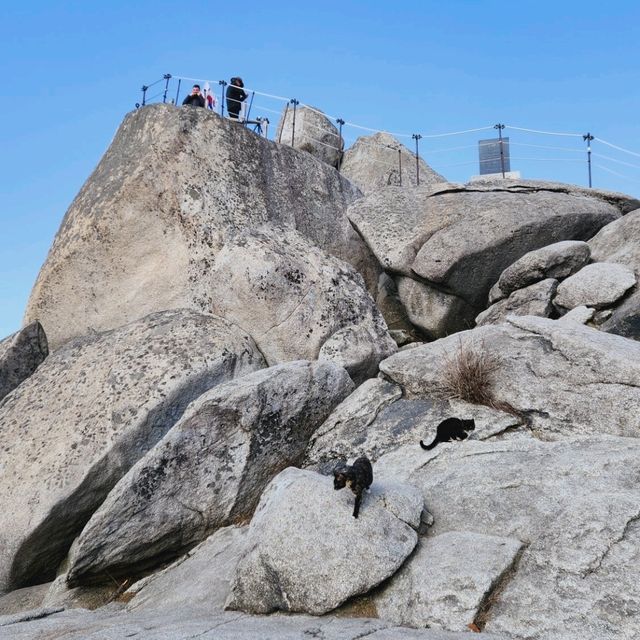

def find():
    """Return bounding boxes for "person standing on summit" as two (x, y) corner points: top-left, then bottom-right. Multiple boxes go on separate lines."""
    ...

(226, 77), (247, 120)
(182, 84), (205, 107)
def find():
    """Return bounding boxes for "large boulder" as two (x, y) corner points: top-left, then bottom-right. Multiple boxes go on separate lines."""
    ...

(209, 226), (396, 379)
(340, 132), (446, 194)
(0, 309), (265, 593)
(374, 437), (640, 640)
(66, 361), (354, 585)
(24, 104), (374, 350)
(488, 240), (590, 303)
(554, 262), (636, 310)
(589, 208), (640, 272)
(276, 105), (343, 167)
(0, 321), (48, 401)
(380, 315), (640, 438)
(225, 468), (422, 615)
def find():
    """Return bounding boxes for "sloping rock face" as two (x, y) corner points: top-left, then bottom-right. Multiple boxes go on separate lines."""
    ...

(488, 240), (590, 303)
(374, 437), (640, 640)
(347, 180), (624, 338)
(209, 226), (396, 377)
(0, 321), (48, 401)
(125, 525), (249, 613)
(374, 532), (523, 631)
(24, 104), (372, 350)
(225, 468), (421, 615)
(66, 361), (353, 585)
(276, 105), (343, 167)
(0, 309), (265, 593)
(340, 132), (446, 194)
(380, 315), (640, 438)
(304, 378), (521, 472)
(476, 278), (558, 325)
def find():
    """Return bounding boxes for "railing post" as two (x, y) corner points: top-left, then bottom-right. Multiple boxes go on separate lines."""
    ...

(412, 134), (422, 185)
(336, 117), (345, 170)
(583, 132), (594, 188)
(494, 123), (506, 177)
(141, 85), (148, 106)
(290, 98), (300, 146)
(162, 74), (172, 103)
(175, 78), (182, 105)
(245, 91), (255, 125)
(218, 80), (227, 117)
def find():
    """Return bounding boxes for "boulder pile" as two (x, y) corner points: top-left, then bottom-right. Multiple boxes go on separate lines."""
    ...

(3, 102), (640, 640)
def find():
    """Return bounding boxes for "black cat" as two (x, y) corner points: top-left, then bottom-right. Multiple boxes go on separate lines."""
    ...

(420, 417), (476, 450)
(333, 456), (373, 519)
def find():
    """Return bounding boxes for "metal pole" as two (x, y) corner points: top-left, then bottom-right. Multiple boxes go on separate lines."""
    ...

(162, 74), (172, 103)
(583, 133), (594, 188)
(245, 91), (255, 126)
(336, 118), (345, 171)
(175, 78), (182, 105)
(412, 134), (422, 185)
(141, 85), (148, 106)
(494, 123), (506, 178)
(278, 103), (289, 143)
(398, 149), (402, 186)
(290, 98), (299, 146)
(218, 80), (227, 117)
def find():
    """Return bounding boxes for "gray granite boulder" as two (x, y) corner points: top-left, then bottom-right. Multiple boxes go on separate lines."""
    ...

(599, 289), (640, 339)
(554, 262), (636, 310)
(276, 105), (343, 167)
(66, 361), (353, 585)
(488, 240), (590, 303)
(475, 278), (558, 326)
(210, 226), (396, 373)
(340, 132), (446, 195)
(24, 104), (372, 350)
(558, 305), (595, 325)
(0, 309), (265, 593)
(374, 437), (640, 640)
(374, 532), (524, 631)
(0, 321), (48, 401)
(589, 207), (640, 273)
(225, 467), (421, 615)
(396, 276), (478, 339)
(380, 315), (640, 439)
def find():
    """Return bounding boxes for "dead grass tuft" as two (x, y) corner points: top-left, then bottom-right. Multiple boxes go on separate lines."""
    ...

(435, 338), (501, 408)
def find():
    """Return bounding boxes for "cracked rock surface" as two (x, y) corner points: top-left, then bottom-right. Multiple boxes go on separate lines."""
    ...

(373, 437), (640, 640)
(374, 531), (524, 631)
(380, 315), (640, 438)
(0, 309), (264, 594)
(225, 467), (422, 615)
(66, 361), (353, 586)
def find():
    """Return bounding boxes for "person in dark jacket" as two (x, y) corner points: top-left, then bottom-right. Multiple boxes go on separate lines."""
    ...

(226, 77), (247, 120)
(182, 84), (205, 107)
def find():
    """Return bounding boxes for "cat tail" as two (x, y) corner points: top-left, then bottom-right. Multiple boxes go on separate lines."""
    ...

(420, 438), (438, 450)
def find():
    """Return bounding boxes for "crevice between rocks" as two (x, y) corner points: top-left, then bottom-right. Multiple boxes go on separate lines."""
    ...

(473, 542), (528, 631)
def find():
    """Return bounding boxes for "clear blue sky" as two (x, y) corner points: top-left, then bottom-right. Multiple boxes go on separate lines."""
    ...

(2, 1), (639, 338)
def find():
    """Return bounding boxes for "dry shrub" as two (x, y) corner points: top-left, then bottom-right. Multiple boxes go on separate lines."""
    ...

(435, 338), (500, 408)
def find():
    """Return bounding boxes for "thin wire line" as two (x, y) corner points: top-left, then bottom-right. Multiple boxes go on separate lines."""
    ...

(592, 153), (640, 171)
(506, 125), (582, 138)
(594, 138), (640, 159)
